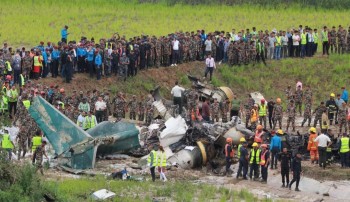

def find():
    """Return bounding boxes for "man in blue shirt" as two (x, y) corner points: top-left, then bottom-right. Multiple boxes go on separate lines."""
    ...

(77, 44), (86, 73)
(51, 46), (60, 78)
(270, 130), (282, 169)
(341, 87), (348, 103)
(61, 25), (69, 44)
(85, 46), (95, 78)
(94, 51), (102, 80)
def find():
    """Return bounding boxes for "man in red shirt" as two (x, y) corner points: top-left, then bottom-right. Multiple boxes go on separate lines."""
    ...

(201, 98), (210, 122)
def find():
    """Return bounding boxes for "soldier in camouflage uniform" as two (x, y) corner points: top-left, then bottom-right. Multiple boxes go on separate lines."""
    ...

(237, 40), (245, 65)
(113, 92), (126, 122)
(285, 85), (294, 102)
(90, 90), (98, 112)
(104, 92), (111, 121)
(103, 47), (112, 76)
(33, 141), (48, 175)
(272, 98), (283, 130)
(286, 100), (296, 132)
(337, 26), (347, 54)
(187, 87), (198, 120)
(162, 38), (170, 66)
(145, 101), (154, 125)
(329, 26), (337, 53)
(301, 102), (312, 127)
(128, 95), (138, 120)
(338, 102), (348, 133)
(210, 98), (220, 122)
(155, 37), (162, 68)
(249, 41), (256, 65)
(138, 95), (146, 121)
(183, 37), (190, 62)
(16, 124), (28, 160)
(294, 85), (303, 116)
(244, 94), (255, 128)
(189, 37), (196, 61)
(313, 102), (327, 128)
(23, 51), (32, 79)
(221, 98), (230, 123)
(227, 42), (234, 66)
(347, 28), (350, 53)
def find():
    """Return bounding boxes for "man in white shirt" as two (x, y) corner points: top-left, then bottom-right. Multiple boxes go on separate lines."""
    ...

(171, 37), (180, 66)
(292, 31), (300, 57)
(314, 132), (332, 169)
(77, 111), (86, 128)
(204, 54), (216, 81)
(94, 96), (106, 123)
(204, 36), (212, 55)
(171, 81), (185, 115)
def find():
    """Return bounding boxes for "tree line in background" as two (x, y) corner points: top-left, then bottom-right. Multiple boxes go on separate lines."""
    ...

(138, 0), (350, 9)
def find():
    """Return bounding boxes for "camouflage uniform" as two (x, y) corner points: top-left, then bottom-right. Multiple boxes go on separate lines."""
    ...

(145, 102), (154, 125)
(90, 94), (98, 112)
(128, 97), (138, 120)
(286, 102), (296, 131)
(17, 125), (28, 160)
(187, 89), (198, 119)
(33, 145), (46, 175)
(227, 43), (234, 66)
(337, 29), (347, 54)
(138, 99), (146, 121)
(162, 39), (170, 66)
(329, 30), (337, 53)
(189, 37), (196, 61)
(210, 102), (220, 122)
(104, 50), (111, 75)
(272, 104), (283, 130)
(301, 102), (312, 127)
(294, 89), (303, 116)
(183, 38), (190, 62)
(155, 39), (162, 67)
(113, 96), (125, 122)
(304, 89), (313, 105)
(245, 97), (255, 128)
(104, 94), (111, 121)
(249, 43), (256, 65)
(221, 101), (230, 123)
(313, 105), (327, 128)
(23, 55), (33, 79)
(338, 106), (348, 133)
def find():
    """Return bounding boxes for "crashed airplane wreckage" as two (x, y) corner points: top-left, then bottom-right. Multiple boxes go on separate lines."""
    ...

(29, 96), (140, 170)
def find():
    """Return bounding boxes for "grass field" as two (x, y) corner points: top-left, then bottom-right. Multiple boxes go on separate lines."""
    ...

(1, 0), (350, 47)
(45, 177), (265, 202)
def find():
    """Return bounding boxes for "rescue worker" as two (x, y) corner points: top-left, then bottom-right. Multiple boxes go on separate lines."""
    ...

(338, 133), (350, 168)
(279, 147), (291, 188)
(31, 130), (42, 153)
(84, 111), (97, 130)
(314, 131), (332, 169)
(326, 93), (338, 125)
(307, 127), (319, 164)
(260, 144), (270, 183)
(147, 145), (158, 182)
(7, 85), (19, 119)
(249, 142), (260, 180)
(272, 98), (283, 130)
(258, 99), (268, 129)
(32, 141), (48, 175)
(250, 104), (259, 131)
(1, 129), (15, 160)
(237, 137), (246, 159)
(270, 130), (281, 169)
(225, 137), (234, 176)
(254, 125), (264, 144)
(325, 129), (334, 165)
(16, 125), (28, 160)
(289, 151), (302, 192)
(236, 140), (248, 180)
(157, 146), (167, 182)
(321, 111), (329, 131)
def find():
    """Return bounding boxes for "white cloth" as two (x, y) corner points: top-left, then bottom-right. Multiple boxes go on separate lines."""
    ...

(292, 35), (300, 46)
(314, 134), (331, 147)
(171, 85), (185, 98)
(77, 115), (85, 128)
(172, 40), (179, 50)
(205, 57), (216, 68)
(95, 101), (106, 111)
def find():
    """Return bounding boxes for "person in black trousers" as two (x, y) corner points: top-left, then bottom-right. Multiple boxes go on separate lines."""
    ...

(279, 148), (291, 188)
(289, 152), (302, 191)
(236, 141), (249, 180)
(267, 98), (275, 129)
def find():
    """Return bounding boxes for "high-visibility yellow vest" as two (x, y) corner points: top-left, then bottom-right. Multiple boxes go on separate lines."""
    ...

(23, 100), (30, 109)
(259, 104), (267, 116)
(84, 116), (96, 129)
(313, 33), (318, 43)
(237, 144), (242, 158)
(340, 137), (350, 153)
(275, 36), (282, 46)
(8, 89), (18, 102)
(32, 136), (42, 152)
(250, 149), (261, 164)
(34, 56), (41, 66)
(157, 151), (167, 167)
(301, 33), (307, 45)
(147, 150), (158, 166)
(322, 31), (328, 42)
(20, 74), (25, 86)
(251, 109), (258, 123)
(5, 61), (12, 72)
(1, 134), (13, 149)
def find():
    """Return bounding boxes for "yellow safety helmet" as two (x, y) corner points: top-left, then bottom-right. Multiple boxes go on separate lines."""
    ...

(240, 137), (246, 142)
(252, 142), (258, 147)
(277, 129), (283, 135)
(330, 93), (335, 97)
(309, 127), (316, 133)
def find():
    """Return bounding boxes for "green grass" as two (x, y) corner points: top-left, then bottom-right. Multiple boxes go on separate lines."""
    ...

(44, 176), (270, 202)
(1, 0), (350, 47)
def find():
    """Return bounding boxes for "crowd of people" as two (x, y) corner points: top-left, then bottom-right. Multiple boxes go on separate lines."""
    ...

(1, 25), (350, 84)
